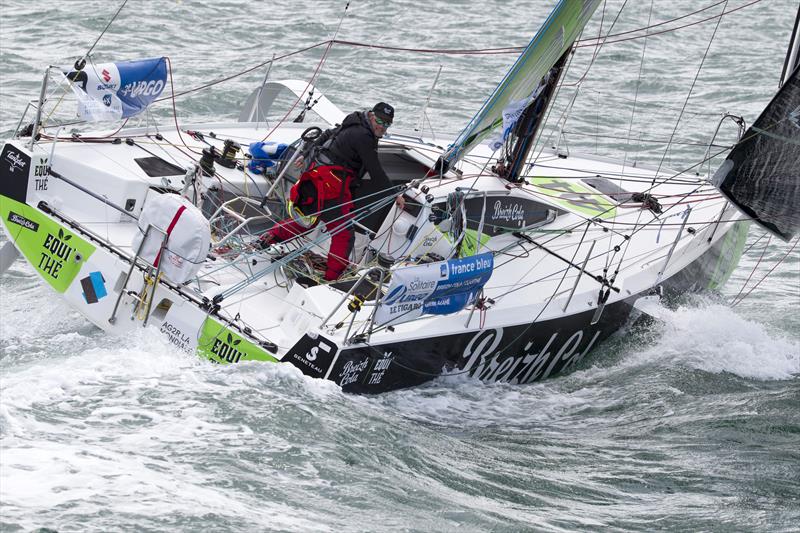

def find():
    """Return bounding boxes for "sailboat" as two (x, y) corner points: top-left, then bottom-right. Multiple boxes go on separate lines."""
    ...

(0, 0), (797, 393)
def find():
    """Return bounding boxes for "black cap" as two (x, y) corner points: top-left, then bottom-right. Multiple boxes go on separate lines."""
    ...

(371, 102), (394, 124)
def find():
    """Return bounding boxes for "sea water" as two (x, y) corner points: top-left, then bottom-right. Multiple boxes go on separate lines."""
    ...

(1, 0), (798, 531)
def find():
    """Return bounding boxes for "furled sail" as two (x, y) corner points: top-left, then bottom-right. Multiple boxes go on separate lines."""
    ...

(713, 66), (800, 241)
(443, 0), (602, 166)
(63, 57), (167, 122)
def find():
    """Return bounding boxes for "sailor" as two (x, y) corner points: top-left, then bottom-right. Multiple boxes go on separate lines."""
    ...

(260, 102), (405, 281)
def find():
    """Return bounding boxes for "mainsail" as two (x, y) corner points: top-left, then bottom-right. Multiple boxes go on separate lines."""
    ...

(713, 66), (800, 242)
(443, 0), (602, 166)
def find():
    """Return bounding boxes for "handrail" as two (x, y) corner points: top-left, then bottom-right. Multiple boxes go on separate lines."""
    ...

(320, 266), (383, 329)
(29, 68), (53, 149)
(208, 196), (273, 247)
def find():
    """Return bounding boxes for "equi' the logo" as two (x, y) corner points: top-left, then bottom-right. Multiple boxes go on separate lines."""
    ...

(211, 332), (244, 363)
(38, 228), (76, 279)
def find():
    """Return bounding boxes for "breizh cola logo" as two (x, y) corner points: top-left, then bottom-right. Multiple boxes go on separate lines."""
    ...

(211, 332), (245, 363)
(39, 228), (76, 279)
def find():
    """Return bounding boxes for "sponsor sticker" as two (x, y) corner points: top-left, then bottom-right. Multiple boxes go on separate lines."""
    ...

(4, 149), (27, 174)
(197, 318), (277, 364)
(80, 271), (107, 304)
(7, 211), (39, 232)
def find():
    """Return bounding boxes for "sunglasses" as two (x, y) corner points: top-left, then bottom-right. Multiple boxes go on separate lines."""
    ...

(374, 116), (392, 127)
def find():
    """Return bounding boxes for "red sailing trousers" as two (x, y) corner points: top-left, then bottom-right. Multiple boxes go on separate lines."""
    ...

(268, 165), (355, 281)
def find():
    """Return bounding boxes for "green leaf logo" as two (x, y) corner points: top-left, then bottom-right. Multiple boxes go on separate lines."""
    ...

(58, 228), (64, 239)
(226, 333), (233, 344)
(233, 339), (241, 346)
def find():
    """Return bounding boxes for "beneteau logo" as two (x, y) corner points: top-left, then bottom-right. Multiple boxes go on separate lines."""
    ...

(211, 332), (244, 363)
(7, 211), (39, 232)
(5, 150), (27, 174)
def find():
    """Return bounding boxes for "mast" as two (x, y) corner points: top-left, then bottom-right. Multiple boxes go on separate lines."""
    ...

(496, 49), (571, 183)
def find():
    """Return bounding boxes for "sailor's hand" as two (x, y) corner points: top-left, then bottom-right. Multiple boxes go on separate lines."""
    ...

(395, 195), (406, 210)
(293, 155), (305, 169)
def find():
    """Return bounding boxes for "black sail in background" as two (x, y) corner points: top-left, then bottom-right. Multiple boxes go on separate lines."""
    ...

(713, 67), (800, 241)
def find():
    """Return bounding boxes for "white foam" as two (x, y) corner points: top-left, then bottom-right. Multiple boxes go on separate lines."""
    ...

(0, 329), (335, 530)
(627, 301), (799, 381)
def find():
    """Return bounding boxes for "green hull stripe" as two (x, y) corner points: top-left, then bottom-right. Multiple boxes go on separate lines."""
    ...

(197, 317), (278, 364)
(0, 196), (96, 293)
(708, 220), (750, 290)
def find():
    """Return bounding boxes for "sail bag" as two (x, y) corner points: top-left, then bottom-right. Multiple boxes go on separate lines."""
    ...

(132, 193), (211, 284)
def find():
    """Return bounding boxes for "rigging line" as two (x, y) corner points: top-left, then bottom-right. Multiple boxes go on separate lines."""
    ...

(579, 0), (729, 43)
(145, 1), (767, 107)
(40, 73), (81, 127)
(730, 236), (799, 308)
(491, 231), (672, 300)
(41, 118), (130, 141)
(527, 25), (582, 168)
(259, 2), (351, 143)
(574, 87), (723, 118)
(559, 137), (734, 283)
(479, 223), (593, 367)
(310, 6), (402, 112)
(521, 162), (711, 183)
(740, 229), (769, 256)
(154, 134), (260, 202)
(532, 0), (628, 160)
(328, 0), (762, 55)
(140, 0), (767, 112)
(512, 142), (731, 266)
(220, 193), (402, 298)
(730, 233), (772, 306)
(561, 129), (733, 148)
(79, 0), (130, 66)
(655, 0), (729, 180)
(498, 222), (593, 298)
(154, 41), (330, 103)
(165, 57), (203, 156)
(575, 0), (764, 48)
(222, 183), (408, 279)
(621, 0), (652, 174)
(610, 0), (653, 263)
(565, 0), (629, 87)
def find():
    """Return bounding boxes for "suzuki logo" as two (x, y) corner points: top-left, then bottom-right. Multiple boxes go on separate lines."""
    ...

(102, 69), (111, 82)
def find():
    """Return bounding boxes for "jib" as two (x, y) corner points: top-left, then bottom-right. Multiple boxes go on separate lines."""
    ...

(211, 338), (244, 363)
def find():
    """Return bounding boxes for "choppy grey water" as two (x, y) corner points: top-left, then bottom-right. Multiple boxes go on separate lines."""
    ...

(1, 0), (798, 531)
